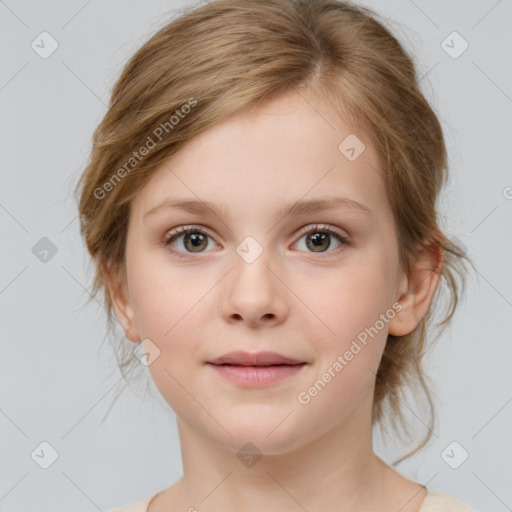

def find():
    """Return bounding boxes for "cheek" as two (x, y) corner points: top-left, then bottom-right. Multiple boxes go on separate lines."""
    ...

(291, 254), (395, 401)
(127, 242), (208, 339)
(132, 273), (210, 414)
(295, 275), (391, 428)
(295, 253), (396, 344)
(126, 251), (214, 359)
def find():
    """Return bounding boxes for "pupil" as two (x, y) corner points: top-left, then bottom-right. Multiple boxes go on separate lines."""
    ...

(308, 232), (330, 252)
(186, 233), (206, 251)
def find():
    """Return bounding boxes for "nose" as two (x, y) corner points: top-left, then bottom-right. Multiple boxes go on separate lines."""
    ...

(220, 250), (289, 328)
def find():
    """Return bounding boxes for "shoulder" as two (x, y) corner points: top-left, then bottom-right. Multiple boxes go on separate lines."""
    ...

(419, 490), (477, 512)
(104, 493), (157, 512)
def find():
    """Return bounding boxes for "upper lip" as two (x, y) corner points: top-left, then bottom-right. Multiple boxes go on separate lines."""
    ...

(207, 351), (305, 366)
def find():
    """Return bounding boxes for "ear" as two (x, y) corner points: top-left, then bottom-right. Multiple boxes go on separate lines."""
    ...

(388, 239), (444, 337)
(103, 261), (141, 343)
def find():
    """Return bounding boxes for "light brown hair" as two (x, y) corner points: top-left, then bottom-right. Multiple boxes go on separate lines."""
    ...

(75, 0), (475, 464)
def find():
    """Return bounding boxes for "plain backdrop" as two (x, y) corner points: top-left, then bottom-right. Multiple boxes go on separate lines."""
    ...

(1, 1), (511, 511)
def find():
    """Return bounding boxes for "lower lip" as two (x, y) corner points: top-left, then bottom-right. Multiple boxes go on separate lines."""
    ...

(207, 363), (306, 387)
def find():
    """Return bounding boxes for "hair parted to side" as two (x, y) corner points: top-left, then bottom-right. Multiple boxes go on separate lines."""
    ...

(75, 0), (475, 464)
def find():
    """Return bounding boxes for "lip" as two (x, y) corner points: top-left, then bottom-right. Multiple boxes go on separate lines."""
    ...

(208, 364), (306, 387)
(207, 350), (305, 366)
(206, 351), (307, 388)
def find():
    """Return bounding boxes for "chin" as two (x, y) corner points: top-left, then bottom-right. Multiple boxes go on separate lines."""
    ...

(210, 415), (305, 455)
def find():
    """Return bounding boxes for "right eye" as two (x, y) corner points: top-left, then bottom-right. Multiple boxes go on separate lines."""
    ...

(163, 225), (218, 257)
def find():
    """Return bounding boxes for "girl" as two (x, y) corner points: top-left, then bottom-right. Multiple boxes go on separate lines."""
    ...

(76, 0), (476, 510)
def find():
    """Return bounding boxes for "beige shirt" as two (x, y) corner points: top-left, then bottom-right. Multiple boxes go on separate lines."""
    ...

(106, 489), (477, 511)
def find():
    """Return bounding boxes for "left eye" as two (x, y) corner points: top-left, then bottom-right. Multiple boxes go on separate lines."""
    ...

(293, 225), (349, 254)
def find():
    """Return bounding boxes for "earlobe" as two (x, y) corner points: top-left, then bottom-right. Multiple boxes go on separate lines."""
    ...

(388, 240), (444, 337)
(104, 263), (141, 343)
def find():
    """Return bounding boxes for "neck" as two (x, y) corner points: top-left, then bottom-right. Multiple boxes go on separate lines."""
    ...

(172, 399), (388, 511)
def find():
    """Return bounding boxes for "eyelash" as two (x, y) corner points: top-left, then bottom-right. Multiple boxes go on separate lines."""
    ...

(162, 224), (350, 260)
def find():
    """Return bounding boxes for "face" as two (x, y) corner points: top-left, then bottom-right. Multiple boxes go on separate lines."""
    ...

(111, 91), (418, 455)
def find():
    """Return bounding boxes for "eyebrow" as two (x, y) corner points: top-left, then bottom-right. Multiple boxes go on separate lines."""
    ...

(143, 195), (373, 223)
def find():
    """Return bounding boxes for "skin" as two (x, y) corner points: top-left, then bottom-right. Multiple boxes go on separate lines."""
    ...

(108, 90), (442, 512)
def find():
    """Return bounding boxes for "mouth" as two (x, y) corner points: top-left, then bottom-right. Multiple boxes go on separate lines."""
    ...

(206, 351), (307, 387)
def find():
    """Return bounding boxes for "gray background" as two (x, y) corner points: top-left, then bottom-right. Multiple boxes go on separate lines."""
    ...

(1, 0), (511, 510)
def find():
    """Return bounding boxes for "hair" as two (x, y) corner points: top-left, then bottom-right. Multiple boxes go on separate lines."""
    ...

(74, 0), (475, 464)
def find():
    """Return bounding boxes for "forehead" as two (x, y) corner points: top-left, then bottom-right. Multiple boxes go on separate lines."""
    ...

(131, 91), (390, 223)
